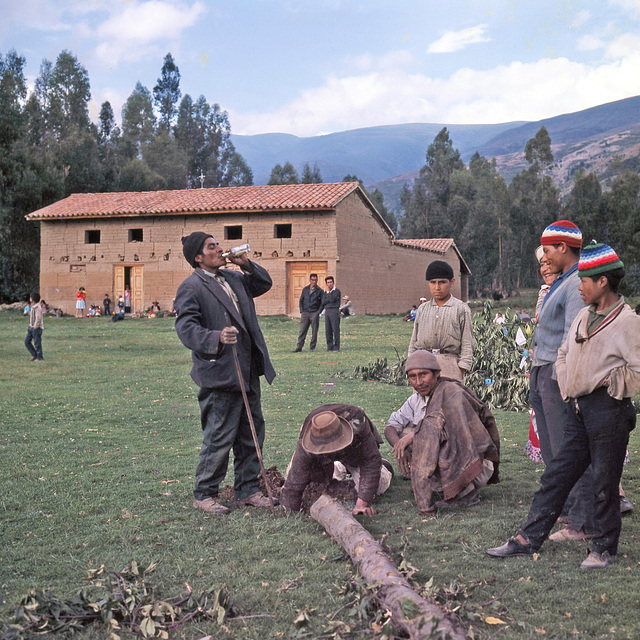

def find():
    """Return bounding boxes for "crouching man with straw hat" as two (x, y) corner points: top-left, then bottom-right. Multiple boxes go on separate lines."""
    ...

(281, 405), (393, 516)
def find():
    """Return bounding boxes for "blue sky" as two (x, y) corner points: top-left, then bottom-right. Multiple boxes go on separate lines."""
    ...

(3, 0), (640, 136)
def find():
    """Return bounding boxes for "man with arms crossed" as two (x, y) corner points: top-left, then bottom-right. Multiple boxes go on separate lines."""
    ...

(529, 220), (594, 542)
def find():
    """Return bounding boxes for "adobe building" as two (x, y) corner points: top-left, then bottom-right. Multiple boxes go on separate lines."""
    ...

(25, 182), (470, 315)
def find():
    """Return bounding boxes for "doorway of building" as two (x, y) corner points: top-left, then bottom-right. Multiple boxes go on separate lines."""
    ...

(114, 265), (144, 313)
(287, 261), (327, 315)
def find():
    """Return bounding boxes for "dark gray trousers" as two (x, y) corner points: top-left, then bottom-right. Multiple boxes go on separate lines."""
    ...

(530, 364), (595, 533)
(194, 371), (264, 501)
(296, 311), (319, 350)
(324, 308), (341, 350)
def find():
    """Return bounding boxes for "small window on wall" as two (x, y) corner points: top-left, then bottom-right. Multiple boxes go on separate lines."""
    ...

(129, 228), (143, 242)
(275, 223), (292, 239)
(225, 225), (243, 240)
(85, 230), (100, 244)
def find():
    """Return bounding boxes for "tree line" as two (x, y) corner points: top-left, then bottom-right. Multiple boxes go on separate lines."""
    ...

(0, 49), (252, 302)
(398, 126), (640, 297)
(2, 47), (639, 303)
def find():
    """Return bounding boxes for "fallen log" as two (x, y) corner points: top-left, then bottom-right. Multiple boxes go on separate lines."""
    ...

(310, 494), (467, 640)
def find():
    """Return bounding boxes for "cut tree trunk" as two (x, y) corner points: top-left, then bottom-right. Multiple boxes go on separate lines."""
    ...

(310, 494), (467, 640)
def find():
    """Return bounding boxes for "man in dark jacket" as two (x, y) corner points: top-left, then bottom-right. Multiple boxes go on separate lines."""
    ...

(294, 273), (322, 352)
(281, 404), (392, 515)
(175, 232), (276, 515)
(321, 276), (341, 351)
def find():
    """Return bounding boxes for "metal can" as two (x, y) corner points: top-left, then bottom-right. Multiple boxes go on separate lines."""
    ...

(222, 243), (251, 258)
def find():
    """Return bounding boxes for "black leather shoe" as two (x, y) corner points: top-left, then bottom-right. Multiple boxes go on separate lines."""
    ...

(486, 537), (535, 558)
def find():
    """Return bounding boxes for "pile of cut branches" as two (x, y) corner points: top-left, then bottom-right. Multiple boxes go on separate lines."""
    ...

(0, 562), (241, 640)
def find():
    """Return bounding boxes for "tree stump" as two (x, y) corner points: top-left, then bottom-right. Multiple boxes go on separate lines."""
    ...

(310, 494), (467, 640)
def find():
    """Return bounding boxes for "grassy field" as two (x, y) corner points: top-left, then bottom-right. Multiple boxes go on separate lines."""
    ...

(1, 310), (639, 639)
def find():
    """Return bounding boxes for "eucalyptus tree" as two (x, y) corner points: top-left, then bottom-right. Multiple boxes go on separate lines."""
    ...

(153, 53), (181, 131)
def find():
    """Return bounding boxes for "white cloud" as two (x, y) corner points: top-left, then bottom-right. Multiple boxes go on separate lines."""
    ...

(231, 52), (640, 136)
(1, 0), (68, 35)
(577, 34), (604, 51)
(608, 0), (640, 17)
(93, 1), (206, 66)
(605, 32), (640, 58)
(427, 24), (490, 54)
(570, 10), (591, 28)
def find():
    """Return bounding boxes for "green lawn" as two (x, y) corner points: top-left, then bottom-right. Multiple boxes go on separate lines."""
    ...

(1, 311), (639, 639)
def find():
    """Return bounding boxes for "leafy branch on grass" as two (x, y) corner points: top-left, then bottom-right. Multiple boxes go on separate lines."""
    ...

(0, 561), (246, 640)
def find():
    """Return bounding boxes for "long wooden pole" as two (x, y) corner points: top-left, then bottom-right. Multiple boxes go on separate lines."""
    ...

(310, 494), (467, 639)
(230, 342), (276, 507)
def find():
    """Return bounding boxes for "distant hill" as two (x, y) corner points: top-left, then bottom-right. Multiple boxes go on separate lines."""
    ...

(231, 95), (640, 216)
(231, 122), (525, 186)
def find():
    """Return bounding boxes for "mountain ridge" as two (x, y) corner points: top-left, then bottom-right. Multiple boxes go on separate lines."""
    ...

(230, 95), (640, 215)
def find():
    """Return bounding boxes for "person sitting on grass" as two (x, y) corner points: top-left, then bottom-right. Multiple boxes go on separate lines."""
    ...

(385, 350), (500, 515)
(280, 404), (393, 516)
(487, 241), (640, 569)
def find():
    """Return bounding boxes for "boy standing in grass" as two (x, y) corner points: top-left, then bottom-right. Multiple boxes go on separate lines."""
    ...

(487, 242), (640, 569)
(408, 260), (473, 381)
(25, 292), (44, 361)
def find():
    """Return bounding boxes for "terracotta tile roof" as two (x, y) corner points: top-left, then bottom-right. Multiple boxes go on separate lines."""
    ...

(26, 182), (360, 221)
(394, 237), (471, 275)
(392, 238), (454, 254)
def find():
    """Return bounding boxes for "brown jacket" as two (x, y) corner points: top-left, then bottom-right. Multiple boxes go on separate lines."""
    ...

(411, 380), (500, 512)
(281, 404), (383, 511)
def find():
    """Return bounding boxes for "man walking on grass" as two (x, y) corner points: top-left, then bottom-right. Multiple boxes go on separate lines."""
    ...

(487, 242), (639, 569)
(175, 232), (276, 515)
(25, 292), (44, 362)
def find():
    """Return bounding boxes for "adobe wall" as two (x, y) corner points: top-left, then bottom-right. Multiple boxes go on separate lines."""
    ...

(36, 198), (465, 316)
(334, 193), (465, 314)
(37, 210), (339, 315)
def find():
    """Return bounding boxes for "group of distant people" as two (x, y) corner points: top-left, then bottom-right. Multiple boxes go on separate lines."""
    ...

(294, 274), (354, 353)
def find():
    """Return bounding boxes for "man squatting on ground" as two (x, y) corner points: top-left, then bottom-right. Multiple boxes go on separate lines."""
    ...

(294, 273), (322, 352)
(25, 292), (44, 361)
(408, 260), (473, 381)
(487, 242), (640, 569)
(529, 220), (596, 542)
(175, 231), (276, 515)
(280, 404), (393, 516)
(321, 276), (341, 351)
(385, 351), (500, 515)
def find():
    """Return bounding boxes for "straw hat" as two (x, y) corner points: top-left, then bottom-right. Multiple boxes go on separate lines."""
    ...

(301, 411), (353, 454)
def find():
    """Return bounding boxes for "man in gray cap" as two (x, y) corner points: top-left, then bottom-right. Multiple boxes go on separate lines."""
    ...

(385, 350), (500, 515)
(175, 232), (276, 514)
(408, 260), (473, 380)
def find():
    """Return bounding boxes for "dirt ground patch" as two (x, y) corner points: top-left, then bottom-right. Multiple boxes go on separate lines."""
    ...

(220, 465), (357, 512)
